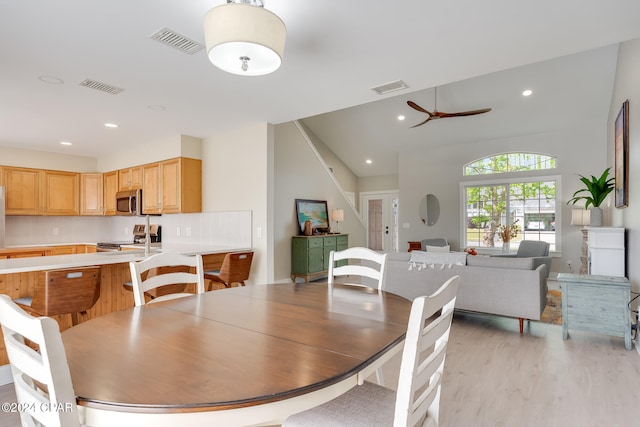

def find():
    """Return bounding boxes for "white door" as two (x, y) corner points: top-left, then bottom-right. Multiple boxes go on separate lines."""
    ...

(360, 191), (399, 252)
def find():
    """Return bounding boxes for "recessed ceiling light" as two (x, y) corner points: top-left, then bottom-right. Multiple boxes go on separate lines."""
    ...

(60, 141), (72, 146)
(366, 159), (373, 164)
(398, 115), (405, 121)
(522, 89), (533, 97)
(104, 123), (118, 128)
(38, 76), (64, 85)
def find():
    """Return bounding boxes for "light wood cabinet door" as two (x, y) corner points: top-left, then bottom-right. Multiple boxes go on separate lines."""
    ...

(118, 166), (143, 191)
(142, 158), (201, 214)
(142, 162), (162, 214)
(162, 158), (202, 214)
(48, 245), (77, 255)
(80, 173), (104, 215)
(160, 158), (181, 213)
(40, 170), (79, 215)
(103, 171), (118, 216)
(3, 167), (40, 215)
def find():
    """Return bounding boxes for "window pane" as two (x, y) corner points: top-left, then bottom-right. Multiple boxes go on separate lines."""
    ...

(465, 153), (556, 176)
(464, 180), (557, 251)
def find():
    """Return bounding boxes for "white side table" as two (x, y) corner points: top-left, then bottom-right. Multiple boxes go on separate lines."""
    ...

(557, 273), (631, 350)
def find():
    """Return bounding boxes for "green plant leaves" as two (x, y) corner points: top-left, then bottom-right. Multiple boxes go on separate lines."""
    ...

(567, 167), (615, 208)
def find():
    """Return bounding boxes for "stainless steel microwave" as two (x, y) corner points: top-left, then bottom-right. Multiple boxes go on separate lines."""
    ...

(115, 189), (142, 216)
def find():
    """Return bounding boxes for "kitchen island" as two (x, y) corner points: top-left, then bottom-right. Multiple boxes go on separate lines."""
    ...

(0, 243), (250, 367)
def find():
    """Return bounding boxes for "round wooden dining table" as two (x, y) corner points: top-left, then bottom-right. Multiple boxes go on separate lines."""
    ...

(62, 282), (412, 427)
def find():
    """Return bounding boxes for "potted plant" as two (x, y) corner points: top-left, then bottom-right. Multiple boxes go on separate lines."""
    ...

(567, 167), (615, 226)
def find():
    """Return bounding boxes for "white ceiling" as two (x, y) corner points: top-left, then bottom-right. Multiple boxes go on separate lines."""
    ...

(2, 1), (640, 173)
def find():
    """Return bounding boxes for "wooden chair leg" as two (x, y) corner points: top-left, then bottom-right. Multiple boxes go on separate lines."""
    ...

(519, 317), (524, 333)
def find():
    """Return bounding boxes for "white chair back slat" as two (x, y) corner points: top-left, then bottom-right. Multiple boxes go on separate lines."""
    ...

(129, 253), (205, 306)
(328, 247), (388, 291)
(394, 275), (459, 427)
(0, 295), (82, 427)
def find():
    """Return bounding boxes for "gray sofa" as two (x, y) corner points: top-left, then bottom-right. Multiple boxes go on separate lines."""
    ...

(379, 252), (549, 333)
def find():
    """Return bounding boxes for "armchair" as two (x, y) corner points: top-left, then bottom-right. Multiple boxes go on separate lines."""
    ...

(494, 240), (551, 278)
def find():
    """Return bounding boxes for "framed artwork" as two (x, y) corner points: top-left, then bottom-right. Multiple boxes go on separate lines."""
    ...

(615, 99), (629, 208)
(295, 199), (329, 234)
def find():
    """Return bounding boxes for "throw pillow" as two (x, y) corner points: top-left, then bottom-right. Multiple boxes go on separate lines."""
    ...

(426, 245), (450, 253)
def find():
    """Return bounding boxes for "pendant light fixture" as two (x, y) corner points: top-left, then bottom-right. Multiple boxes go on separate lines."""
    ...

(204, 0), (286, 76)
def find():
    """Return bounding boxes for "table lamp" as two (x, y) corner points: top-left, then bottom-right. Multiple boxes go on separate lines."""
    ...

(571, 208), (591, 274)
(332, 209), (344, 234)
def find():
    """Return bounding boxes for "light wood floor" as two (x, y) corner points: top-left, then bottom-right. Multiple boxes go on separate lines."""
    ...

(0, 312), (638, 427)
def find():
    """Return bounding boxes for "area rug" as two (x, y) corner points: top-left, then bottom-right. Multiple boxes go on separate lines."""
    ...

(539, 289), (562, 325)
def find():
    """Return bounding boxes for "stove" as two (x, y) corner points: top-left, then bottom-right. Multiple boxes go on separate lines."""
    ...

(96, 224), (161, 252)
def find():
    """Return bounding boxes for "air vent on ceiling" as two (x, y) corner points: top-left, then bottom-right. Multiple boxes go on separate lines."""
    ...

(78, 79), (124, 95)
(370, 80), (409, 95)
(150, 28), (204, 55)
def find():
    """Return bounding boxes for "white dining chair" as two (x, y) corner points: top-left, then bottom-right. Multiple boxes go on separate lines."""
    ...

(129, 252), (206, 306)
(328, 247), (388, 290)
(0, 294), (83, 427)
(283, 275), (460, 427)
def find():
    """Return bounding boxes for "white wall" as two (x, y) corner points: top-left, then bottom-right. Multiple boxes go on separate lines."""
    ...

(399, 125), (607, 274)
(201, 122), (273, 284)
(274, 122), (366, 282)
(299, 122), (359, 195)
(0, 146), (97, 172)
(608, 38), (640, 295)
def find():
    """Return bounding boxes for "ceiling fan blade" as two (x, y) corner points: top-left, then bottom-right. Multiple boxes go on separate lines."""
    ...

(442, 108), (492, 117)
(410, 117), (432, 128)
(407, 101), (432, 115)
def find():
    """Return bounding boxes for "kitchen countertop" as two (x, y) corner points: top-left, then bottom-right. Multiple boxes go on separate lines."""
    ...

(0, 243), (251, 274)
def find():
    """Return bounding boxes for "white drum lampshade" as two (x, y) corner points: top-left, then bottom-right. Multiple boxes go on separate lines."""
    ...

(204, 2), (286, 76)
(570, 208), (590, 227)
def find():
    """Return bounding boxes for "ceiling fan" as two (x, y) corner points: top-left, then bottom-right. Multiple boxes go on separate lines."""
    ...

(407, 87), (492, 127)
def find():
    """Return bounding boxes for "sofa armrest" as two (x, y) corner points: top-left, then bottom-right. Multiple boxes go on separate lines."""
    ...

(531, 256), (551, 279)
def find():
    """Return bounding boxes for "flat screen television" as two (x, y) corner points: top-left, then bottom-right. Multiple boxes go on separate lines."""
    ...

(295, 199), (329, 234)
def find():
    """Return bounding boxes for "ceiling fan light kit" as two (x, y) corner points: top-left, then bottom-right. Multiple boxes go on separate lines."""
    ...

(407, 87), (491, 127)
(204, 0), (286, 76)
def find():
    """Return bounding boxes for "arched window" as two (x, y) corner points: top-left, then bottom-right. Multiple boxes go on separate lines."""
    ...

(465, 153), (556, 176)
(462, 153), (559, 252)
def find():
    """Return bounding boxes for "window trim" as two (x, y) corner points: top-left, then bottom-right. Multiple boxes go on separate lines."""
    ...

(460, 174), (562, 253)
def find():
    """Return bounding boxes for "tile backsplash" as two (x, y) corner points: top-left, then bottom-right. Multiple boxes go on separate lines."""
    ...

(4, 211), (252, 248)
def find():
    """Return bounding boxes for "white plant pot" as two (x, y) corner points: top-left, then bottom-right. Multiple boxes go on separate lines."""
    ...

(590, 207), (603, 227)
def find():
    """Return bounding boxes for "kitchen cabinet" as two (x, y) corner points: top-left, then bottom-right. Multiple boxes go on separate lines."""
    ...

(40, 170), (79, 215)
(80, 173), (104, 215)
(2, 167), (79, 216)
(142, 157), (202, 214)
(291, 234), (349, 282)
(3, 166), (40, 215)
(103, 171), (118, 216)
(48, 245), (77, 256)
(118, 166), (143, 191)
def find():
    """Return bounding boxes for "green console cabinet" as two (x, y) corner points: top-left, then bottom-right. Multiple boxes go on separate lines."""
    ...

(291, 234), (348, 282)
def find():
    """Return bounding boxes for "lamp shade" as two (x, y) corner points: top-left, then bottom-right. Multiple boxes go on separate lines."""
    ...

(571, 208), (591, 226)
(332, 209), (344, 222)
(204, 3), (286, 76)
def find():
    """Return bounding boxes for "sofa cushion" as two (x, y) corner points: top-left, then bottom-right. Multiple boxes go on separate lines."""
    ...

(466, 255), (535, 270)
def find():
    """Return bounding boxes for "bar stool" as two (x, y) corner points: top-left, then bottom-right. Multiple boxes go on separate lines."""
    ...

(204, 251), (253, 290)
(15, 266), (101, 326)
